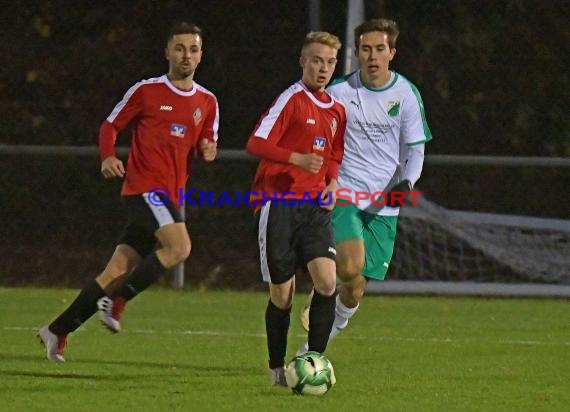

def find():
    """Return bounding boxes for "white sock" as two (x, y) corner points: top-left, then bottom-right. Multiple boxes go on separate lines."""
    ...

(328, 294), (358, 341)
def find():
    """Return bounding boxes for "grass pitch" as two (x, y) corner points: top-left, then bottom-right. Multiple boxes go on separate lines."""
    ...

(0, 287), (568, 411)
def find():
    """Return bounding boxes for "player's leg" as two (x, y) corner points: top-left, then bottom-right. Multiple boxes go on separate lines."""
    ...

(297, 202), (364, 354)
(257, 201), (296, 386)
(111, 222), (190, 301)
(266, 279), (295, 386)
(97, 193), (188, 332)
(38, 244), (141, 361)
(301, 204), (338, 354)
(329, 213), (398, 341)
(305, 257), (337, 353)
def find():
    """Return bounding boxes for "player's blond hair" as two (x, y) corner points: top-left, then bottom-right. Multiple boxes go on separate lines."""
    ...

(301, 31), (342, 52)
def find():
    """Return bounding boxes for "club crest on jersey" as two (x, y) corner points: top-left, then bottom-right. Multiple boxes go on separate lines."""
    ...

(313, 136), (326, 151)
(170, 123), (186, 138)
(193, 108), (202, 125)
(387, 101), (400, 117)
(330, 117), (338, 135)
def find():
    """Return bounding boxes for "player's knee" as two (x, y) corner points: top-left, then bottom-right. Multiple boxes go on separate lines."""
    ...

(163, 243), (191, 267)
(270, 282), (294, 308)
(313, 276), (336, 296)
(337, 259), (364, 282)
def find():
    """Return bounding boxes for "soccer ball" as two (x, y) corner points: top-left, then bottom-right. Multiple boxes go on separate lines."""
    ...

(285, 351), (336, 396)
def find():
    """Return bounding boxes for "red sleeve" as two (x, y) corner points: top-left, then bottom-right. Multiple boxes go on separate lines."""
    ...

(246, 136), (292, 163)
(98, 83), (144, 160)
(196, 95), (220, 160)
(99, 121), (119, 160)
(245, 97), (294, 163)
(199, 95), (220, 144)
(326, 110), (346, 182)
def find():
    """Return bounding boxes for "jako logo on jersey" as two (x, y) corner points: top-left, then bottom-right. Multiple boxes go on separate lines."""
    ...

(193, 108), (202, 125)
(313, 136), (326, 151)
(350, 100), (360, 109)
(160, 105), (173, 111)
(330, 117), (338, 135)
(306, 118), (316, 125)
(170, 123), (186, 138)
(387, 101), (400, 117)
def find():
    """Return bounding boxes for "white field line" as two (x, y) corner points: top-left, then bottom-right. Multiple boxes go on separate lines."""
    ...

(4, 326), (570, 347)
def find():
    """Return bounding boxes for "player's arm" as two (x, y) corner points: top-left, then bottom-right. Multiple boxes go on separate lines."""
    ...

(386, 86), (431, 205)
(99, 121), (125, 179)
(197, 96), (220, 162)
(245, 96), (323, 173)
(402, 143), (425, 186)
(247, 137), (323, 174)
(99, 83), (144, 179)
(319, 112), (346, 209)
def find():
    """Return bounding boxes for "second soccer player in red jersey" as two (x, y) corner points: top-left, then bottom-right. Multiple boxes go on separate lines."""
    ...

(246, 31), (346, 386)
(38, 22), (219, 362)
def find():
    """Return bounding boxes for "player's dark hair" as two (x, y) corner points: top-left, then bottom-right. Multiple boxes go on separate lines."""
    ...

(354, 18), (399, 49)
(167, 22), (202, 44)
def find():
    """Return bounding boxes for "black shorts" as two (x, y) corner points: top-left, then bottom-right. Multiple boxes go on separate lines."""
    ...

(117, 193), (184, 257)
(255, 200), (336, 284)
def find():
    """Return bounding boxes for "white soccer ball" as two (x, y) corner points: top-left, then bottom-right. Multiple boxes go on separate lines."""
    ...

(285, 351), (336, 396)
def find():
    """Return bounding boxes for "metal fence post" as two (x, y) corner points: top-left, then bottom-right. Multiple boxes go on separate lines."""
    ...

(172, 205), (186, 289)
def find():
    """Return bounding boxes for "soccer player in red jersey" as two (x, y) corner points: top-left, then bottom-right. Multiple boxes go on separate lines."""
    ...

(38, 22), (219, 362)
(246, 31), (346, 386)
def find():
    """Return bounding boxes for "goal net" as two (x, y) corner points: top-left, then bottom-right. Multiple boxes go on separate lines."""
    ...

(390, 195), (570, 284)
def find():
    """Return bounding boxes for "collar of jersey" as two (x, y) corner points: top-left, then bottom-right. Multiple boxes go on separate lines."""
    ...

(161, 75), (197, 97)
(358, 71), (399, 92)
(297, 81), (335, 109)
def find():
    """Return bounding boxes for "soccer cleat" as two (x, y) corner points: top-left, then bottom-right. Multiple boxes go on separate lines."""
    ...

(269, 366), (288, 387)
(97, 296), (126, 333)
(37, 325), (66, 362)
(299, 289), (314, 332)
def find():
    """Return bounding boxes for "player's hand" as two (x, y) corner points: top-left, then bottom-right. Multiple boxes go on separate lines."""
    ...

(291, 153), (324, 174)
(199, 138), (217, 162)
(101, 156), (125, 179)
(385, 180), (412, 207)
(319, 179), (338, 211)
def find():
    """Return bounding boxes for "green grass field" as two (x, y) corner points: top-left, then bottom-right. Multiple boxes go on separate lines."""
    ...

(0, 287), (568, 411)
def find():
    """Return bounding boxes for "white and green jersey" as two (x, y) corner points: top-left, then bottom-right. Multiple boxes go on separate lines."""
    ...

(327, 70), (432, 216)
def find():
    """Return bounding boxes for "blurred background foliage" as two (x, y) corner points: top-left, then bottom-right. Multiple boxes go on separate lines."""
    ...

(1, 0), (568, 155)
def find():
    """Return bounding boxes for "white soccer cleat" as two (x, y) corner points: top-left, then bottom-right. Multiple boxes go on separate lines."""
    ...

(268, 366), (288, 387)
(37, 325), (66, 363)
(97, 296), (124, 333)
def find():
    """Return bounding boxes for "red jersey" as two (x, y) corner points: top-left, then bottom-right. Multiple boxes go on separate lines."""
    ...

(246, 81), (346, 203)
(99, 75), (219, 204)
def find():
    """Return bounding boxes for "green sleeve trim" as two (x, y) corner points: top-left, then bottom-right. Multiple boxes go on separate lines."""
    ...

(400, 74), (433, 142)
(406, 139), (429, 146)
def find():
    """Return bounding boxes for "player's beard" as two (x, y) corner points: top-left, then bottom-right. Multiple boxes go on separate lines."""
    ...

(176, 62), (194, 79)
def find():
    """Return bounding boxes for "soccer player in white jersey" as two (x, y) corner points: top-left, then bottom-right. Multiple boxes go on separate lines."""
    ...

(299, 18), (432, 352)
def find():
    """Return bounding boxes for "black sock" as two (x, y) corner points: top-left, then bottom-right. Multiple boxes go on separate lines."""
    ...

(114, 252), (167, 301)
(49, 279), (105, 336)
(308, 289), (337, 353)
(265, 299), (291, 370)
